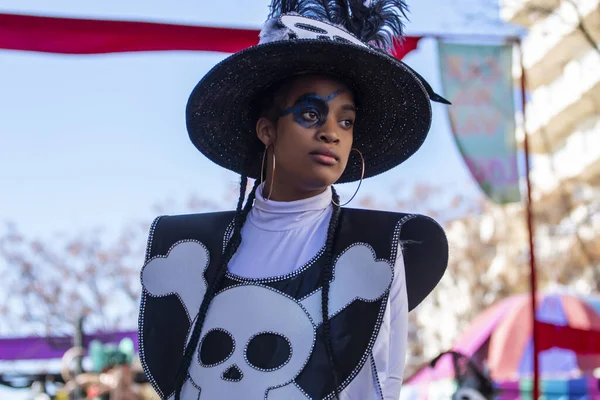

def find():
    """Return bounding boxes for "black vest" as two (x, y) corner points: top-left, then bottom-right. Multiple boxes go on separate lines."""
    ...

(138, 208), (447, 399)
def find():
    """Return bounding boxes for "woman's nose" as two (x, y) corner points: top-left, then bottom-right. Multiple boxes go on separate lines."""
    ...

(317, 118), (340, 143)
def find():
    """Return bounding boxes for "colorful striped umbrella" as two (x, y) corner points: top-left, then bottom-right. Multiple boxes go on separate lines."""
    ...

(408, 292), (600, 386)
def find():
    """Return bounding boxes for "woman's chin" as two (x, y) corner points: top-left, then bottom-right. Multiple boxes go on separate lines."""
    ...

(304, 173), (342, 190)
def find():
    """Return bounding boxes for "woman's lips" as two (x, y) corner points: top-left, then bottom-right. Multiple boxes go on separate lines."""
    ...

(310, 152), (338, 165)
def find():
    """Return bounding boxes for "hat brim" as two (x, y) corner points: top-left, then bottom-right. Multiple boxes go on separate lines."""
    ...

(186, 39), (432, 183)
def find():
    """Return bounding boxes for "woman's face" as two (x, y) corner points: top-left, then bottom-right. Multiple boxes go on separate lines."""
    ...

(256, 75), (356, 200)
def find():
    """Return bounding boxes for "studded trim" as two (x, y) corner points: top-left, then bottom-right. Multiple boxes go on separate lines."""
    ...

(294, 22), (328, 34)
(333, 36), (354, 45)
(138, 215), (166, 399)
(394, 214), (418, 261)
(319, 215), (407, 400)
(280, 14), (368, 48)
(323, 295), (391, 399)
(222, 219), (235, 254)
(222, 215), (327, 284)
(221, 366), (244, 383)
(209, 283), (318, 400)
(199, 328), (236, 368)
(141, 239), (210, 398)
(144, 215), (163, 263)
(294, 381), (312, 400)
(139, 212), (415, 399)
(294, 381), (313, 399)
(187, 373), (202, 398)
(325, 245), (392, 323)
(298, 242), (392, 304)
(213, 283), (318, 329)
(169, 373), (203, 400)
(244, 331), (293, 372)
(266, 382), (313, 400)
(139, 231), (211, 400)
(370, 353), (384, 400)
(226, 245), (326, 283)
(141, 239), (210, 323)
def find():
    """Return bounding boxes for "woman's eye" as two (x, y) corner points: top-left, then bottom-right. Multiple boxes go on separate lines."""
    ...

(341, 120), (354, 129)
(301, 110), (319, 121)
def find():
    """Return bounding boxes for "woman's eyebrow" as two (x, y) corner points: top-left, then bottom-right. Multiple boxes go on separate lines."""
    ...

(292, 93), (320, 105)
(293, 90), (344, 104)
(341, 104), (356, 112)
(281, 90), (344, 116)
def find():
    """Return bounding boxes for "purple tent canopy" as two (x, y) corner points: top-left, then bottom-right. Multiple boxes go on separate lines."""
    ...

(0, 331), (138, 361)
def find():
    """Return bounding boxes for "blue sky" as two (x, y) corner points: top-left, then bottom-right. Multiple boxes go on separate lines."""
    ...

(0, 0), (520, 397)
(0, 0), (524, 240)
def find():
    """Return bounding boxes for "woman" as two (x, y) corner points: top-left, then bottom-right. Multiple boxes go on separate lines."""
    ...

(139, 1), (449, 399)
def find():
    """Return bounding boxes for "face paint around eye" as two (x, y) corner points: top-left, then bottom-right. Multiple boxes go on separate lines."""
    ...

(299, 107), (321, 125)
(280, 90), (345, 129)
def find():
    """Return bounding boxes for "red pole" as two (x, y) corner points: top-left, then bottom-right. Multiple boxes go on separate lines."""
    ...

(517, 39), (540, 400)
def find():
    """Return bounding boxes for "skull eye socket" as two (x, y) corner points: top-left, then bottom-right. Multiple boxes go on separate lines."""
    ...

(199, 328), (235, 367)
(245, 332), (292, 372)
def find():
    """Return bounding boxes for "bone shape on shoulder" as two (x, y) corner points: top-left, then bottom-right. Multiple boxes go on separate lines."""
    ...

(300, 244), (393, 327)
(141, 241), (209, 321)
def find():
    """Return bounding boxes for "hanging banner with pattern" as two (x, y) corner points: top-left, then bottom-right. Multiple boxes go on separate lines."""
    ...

(438, 42), (520, 203)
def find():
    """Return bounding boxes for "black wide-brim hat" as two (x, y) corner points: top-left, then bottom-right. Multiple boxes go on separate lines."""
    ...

(186, 14), (448, 183)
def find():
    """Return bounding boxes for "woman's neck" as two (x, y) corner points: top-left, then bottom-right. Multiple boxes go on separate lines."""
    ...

(262, 183), (328, 202)
(250, 183), (332, 231)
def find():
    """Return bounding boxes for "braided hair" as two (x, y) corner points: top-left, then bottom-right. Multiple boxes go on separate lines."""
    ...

(174, 77), (346, 399)
(173, 174), (259, 399)
(174, 181), (344, 399)
(322, 186), (342, 399)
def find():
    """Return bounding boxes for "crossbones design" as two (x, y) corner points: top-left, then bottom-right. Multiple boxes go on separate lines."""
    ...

(142, 241), (392, 399)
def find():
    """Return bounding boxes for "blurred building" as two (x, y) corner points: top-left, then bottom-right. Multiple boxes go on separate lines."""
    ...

(405, 0), (600, 376)
(503, 0), (600, 285)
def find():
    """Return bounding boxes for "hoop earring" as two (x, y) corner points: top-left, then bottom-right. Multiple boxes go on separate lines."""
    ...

(260, 145), (276, 201)
(332, 148), (365, 207)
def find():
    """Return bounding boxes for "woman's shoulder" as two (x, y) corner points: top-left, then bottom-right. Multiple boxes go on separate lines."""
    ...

(145, 211), (237, 257)
(151, 210), (236, 225)
(341, 207), (442, 229)
(148, 211), (236, 238)
(338, 208), (447, 266)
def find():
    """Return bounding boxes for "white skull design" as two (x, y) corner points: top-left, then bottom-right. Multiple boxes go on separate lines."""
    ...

(142, 241), (393, 399)
(189, 285), (314, 399)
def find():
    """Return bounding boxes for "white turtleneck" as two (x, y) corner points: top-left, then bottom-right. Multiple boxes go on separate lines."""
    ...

(228, 184), (408, 400)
